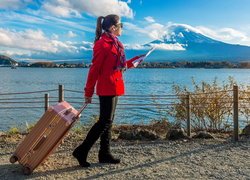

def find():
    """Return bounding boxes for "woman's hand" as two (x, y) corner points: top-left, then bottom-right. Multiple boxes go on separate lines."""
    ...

(126, 54), (146, 69)
(85, 96), (92, 104)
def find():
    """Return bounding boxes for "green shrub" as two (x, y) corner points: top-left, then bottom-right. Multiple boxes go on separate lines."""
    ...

(8, 127), (20, 135)
(167, 77), (249, 131)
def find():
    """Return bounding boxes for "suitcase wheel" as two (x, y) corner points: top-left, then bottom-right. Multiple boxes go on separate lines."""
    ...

(23, 166), (32, 175)
(9, 155), (18, 164)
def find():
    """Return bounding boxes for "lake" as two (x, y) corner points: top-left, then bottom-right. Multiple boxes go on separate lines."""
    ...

(0, 67), (249, 131)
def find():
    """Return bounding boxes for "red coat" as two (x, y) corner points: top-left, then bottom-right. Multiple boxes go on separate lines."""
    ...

(84, 33), (136, 97)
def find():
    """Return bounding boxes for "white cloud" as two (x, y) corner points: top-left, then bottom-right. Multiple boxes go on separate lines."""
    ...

(0, 28), (95, 60)
(196, 26), (250, 45)
(79, 46), (91, 51)
(124, 43), (147, 50)
(124, 22), (148, 34)
(124, 42), (185, 51)
(0, 49), (30, 57)
(72, 0), (134, 18)
(146, 23), (166, 39)
(67, 31), (77, 38)
(52, 34), (59, 39)
(0, 32), (12, 45)
(42, 0), (134, 18)
(0, 28), (77, 53)
(43, 2), (82, 18)
(79, 41), (93, 50)
(0, 11), (95, 34)
(144, 16), (155, 23)
(39, 15), (95, 33)
(125, 22), (166, 40)
(149, 43), (186, 51)
(170, 23), (200, 32)
(0, 0), (31, 10)
(0, 11), (46, 24)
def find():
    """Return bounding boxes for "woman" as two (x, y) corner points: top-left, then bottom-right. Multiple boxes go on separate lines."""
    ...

(73, 14), (141, 167)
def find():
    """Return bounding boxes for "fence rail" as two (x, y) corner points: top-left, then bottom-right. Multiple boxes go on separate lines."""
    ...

(0, 89), (57, 96)
(0, 84), (249, 141)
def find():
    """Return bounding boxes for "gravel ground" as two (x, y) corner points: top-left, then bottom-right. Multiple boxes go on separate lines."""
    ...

(0, 134), (250, 180)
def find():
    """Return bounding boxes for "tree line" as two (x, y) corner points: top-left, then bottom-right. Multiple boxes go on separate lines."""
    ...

(137, 61), (250, 68)
(1, 54), (250, 68)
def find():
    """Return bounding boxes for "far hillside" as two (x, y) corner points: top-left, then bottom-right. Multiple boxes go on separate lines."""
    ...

(0, 55), (17, 66)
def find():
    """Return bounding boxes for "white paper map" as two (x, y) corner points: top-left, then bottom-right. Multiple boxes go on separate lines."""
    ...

(132, 47), (156, 67)
(145, 47), (156, 57)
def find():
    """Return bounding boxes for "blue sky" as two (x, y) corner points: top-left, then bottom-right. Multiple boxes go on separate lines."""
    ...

(0, 0), (250, 60)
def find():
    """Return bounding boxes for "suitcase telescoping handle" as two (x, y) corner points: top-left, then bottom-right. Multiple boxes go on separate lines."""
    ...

(74, 103), (88, 120)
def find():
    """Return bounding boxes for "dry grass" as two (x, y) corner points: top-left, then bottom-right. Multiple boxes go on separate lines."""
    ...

(167, 77), (250, 131)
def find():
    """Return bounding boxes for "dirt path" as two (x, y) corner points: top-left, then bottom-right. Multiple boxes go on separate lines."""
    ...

(0, 134), (250, 180)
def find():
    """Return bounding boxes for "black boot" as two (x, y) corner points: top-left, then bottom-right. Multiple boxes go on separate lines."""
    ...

(98, 152), (120, 164)
(73, 120), (107, 167)
(72, 144), (90, 167)
(98, 124), (120, 164)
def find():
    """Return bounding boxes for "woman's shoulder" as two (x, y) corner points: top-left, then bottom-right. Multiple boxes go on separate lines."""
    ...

(94, 38), (111, 50)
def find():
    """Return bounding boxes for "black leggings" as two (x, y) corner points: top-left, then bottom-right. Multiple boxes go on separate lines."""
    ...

(99, 96), (118, 125)
(80, 96), (118, 152)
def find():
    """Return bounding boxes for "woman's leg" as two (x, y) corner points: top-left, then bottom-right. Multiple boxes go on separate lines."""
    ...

(99, 96), (120, 163)
(73, 96), (117, 167)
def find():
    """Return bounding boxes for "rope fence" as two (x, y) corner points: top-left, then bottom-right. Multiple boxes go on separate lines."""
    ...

(0, 84), (249, 141)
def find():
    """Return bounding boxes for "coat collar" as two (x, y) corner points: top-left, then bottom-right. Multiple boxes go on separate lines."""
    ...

(101, 33), (118, 55)
(101, 32), (116, 43)
(100, 32), (125, 57)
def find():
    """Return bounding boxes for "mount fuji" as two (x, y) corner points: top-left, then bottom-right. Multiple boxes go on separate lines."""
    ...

(125, 24), (250, 62)
(8, 24), (250, 63)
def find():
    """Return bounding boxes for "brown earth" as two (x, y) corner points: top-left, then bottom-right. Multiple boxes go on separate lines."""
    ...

(0, 129), (250, 180)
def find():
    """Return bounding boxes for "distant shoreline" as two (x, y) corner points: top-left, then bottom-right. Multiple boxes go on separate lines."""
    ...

(1, 61), (250, 69)
(1, 56), (250, 69)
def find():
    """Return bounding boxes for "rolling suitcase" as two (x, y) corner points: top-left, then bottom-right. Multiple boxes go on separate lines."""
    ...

(9, 101), (87, 175)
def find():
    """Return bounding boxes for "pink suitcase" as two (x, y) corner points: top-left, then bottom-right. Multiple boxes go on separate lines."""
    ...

(9, 101), (87, 175)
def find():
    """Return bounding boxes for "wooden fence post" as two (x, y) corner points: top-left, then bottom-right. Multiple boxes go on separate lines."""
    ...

(44, 93), (49, 112)
(233, 85), (239, 141)
(59, 84), (64, 102)
(186, 93), (191, 137)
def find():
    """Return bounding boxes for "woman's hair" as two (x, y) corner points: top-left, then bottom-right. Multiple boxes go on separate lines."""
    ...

(94, 14), (120, 43)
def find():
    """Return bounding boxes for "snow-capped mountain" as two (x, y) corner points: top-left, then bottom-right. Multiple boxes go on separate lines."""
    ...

(12, 24), (250, 63)
(159, 25), (221, 44)
(126, 24), (250, 62)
